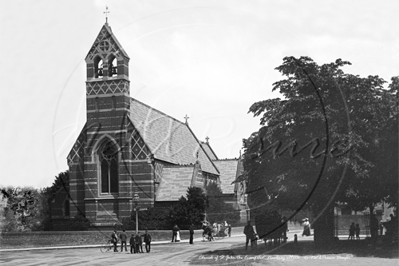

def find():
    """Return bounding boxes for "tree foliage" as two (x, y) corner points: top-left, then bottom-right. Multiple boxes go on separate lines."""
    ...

(0, 186), (49, 232)
(205, 182), (240, 224)
(244, 56), (397, 240)
(42, 170), (69, 199)
(170, 187), (208, 228)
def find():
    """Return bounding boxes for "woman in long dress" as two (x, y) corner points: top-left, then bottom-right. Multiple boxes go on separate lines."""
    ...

(302, 218), (311, 236)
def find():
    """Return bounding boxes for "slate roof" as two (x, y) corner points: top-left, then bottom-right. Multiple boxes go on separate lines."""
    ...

(212, 159), (239, 194)
(156, 166), (194, 201)
(128, 98), (219, 175)
(201, 142), (218, 160)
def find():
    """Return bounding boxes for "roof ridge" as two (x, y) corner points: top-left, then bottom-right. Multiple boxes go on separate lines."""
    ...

(214, 158), (238, 161)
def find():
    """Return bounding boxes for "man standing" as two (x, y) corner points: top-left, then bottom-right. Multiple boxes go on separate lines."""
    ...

(243, 221), (255, 251)
(189, 224), (195, 244)
(111, 230), (118, 252)
(227, 224), (232, 237)
(119, 229), (128, 252)
(135, 232), (142, 253)
(143, 229), (152, 253)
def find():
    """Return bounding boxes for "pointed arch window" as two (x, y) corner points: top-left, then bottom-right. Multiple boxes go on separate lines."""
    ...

(99, 142), (119, 193)
(108, 56), (117, 77)
(94, 56), (104, 78)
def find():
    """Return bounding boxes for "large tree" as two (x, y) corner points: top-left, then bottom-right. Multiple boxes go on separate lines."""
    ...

(170, 187), (208, 228)
(244, 56), (397, 242)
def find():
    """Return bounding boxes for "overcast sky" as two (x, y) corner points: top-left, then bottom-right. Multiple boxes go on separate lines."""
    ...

(0, 0), (397, 189)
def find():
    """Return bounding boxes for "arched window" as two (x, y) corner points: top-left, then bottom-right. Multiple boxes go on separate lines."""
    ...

(108, 56), (117, 77)
(99, 142), (119, 193)
(94, 56), (103, 78)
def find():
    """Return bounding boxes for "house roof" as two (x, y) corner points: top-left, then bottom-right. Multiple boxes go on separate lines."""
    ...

(129, 98), (219, 175)
(212, 159), (239, 194)
(156, 166), (194, 201)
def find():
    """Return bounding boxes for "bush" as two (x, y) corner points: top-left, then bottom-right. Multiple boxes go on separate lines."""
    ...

(68, 214), (90, 231)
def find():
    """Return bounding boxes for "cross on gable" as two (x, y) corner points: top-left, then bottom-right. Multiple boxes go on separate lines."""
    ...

(205, 136), (209, 143)
(184, 114), (189, 124)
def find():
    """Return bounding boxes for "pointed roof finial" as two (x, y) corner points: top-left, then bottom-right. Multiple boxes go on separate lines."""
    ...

(184, 114), (189, 125)
(104, 6), (110, 24)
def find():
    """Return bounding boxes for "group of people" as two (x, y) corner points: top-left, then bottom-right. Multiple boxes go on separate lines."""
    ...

(111, 229), (152, 253)
(348, 222), (361, 240)
(171, 224), (196, 244)
(201, 221), (232, 241)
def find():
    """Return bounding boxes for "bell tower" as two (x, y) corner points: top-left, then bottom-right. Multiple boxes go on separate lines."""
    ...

(79, 22), (134, 225)
(85, 22), (130, 99)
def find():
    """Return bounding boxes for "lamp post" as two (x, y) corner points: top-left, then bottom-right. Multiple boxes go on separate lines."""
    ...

(132, 191), (139, 234)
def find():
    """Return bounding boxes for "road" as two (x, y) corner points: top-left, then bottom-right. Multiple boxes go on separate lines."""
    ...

(0, 234), (248, 266)
(2, 230), (397, 266)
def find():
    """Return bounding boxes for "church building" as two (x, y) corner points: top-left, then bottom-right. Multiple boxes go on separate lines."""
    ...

(50, 22), (248, 229)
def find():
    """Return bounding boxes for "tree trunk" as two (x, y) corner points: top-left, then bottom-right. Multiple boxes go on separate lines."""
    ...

(313, 207), (335, 243)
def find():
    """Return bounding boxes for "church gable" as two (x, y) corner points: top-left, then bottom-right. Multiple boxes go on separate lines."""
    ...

(127, 117), (152, 160)
(130, 129), (151, 160)
(67, 124), (87, 165)
(85, 24), (129, 62)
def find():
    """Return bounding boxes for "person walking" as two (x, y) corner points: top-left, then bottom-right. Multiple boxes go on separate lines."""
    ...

(111, 230), (119, 252)
(119, 229), (128, 252)
(129, 234), (136, 254)
(244, 221), (255, 251)
(189, 224), (195, 244)
(143, 229), (152, 253)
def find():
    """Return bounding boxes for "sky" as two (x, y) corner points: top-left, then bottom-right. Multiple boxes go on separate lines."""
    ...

(0, 0), (398, 189)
